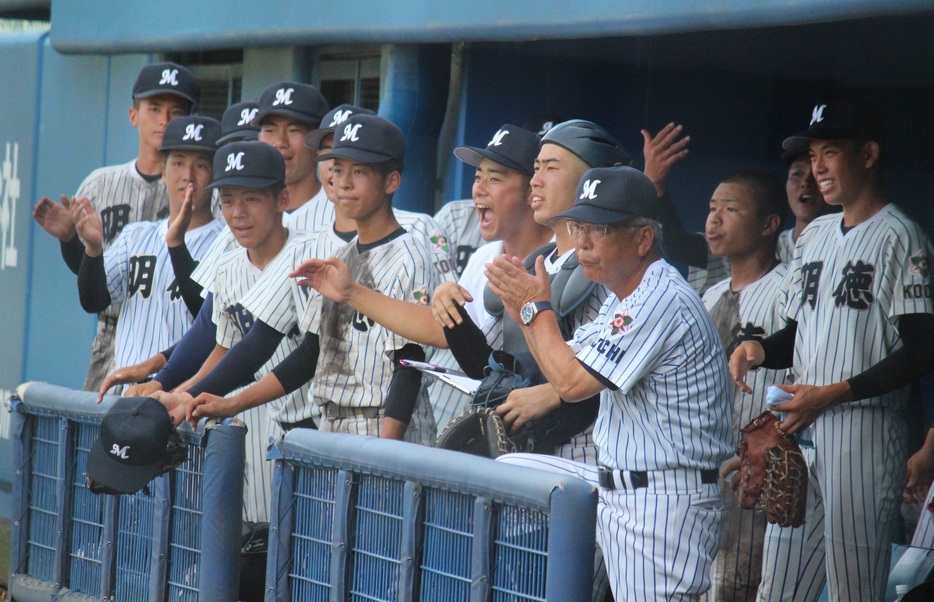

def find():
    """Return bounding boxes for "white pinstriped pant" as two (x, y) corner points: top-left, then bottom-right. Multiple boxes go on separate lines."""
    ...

(910, 481), (934, 548)
(496, 453), (723, 601)
(757, 405), (907, 602)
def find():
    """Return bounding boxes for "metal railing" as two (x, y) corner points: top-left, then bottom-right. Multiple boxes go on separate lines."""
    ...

(7, 382), (245, 602)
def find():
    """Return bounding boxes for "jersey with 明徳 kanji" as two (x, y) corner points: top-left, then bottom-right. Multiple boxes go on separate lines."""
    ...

(781, 204), (934, 408)
(106, 218), (223, 369)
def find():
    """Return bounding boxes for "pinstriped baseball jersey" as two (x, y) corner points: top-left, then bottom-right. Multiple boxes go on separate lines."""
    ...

(299, 232), (443, 411)
(283, 194), (459, 281)
(776, 228), (795, 265)
(105, 218), (223, 369)
(686, 249), (731, 295)
(280, 187), (331, 233)
(703, 264), (791, 436)
(190, 225), (239, 294)
(240, 227), (342, 339)
(782, 204), (934, 406)
(211, 230), (316, 425)
(701, 264), (790, 602)
(434, 199), (484, 276)
(77, 160), (170, 247)
(573, 259), (733, 471)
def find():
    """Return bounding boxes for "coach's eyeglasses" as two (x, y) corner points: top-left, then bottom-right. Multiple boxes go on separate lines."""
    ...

(566, 220), (640, 240)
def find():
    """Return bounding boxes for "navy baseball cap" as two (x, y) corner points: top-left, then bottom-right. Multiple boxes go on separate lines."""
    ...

(553, 165), (658, 225)
(159, 115), (221, 152)
(252, 82), (329, 127)
(305, 104), (377, 150)
(453, 124), (539, 176)
(207, 141), (286, 190)
(541, 120), (631, 168)
(133, 62), (200, 107)
(218, 100), (260, 145)
(317, 114), (406, 165)
(783, 98), (886, 150)
(86, 397), (177, 495)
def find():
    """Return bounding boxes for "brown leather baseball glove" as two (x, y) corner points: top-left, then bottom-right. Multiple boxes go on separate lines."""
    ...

(737, 411), (808, 528)
(436, 408), (518, 459)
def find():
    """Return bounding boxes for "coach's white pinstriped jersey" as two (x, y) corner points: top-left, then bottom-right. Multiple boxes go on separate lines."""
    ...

(572, 259), (733, 471)
(782, 204), (934, 406)
(434, 199), (484, 277)
(211, 230), (317, 425)
(299, 232), (443, 411)
(105, 218), (223, 369)
(776, 228), (795, 265)
(703, 264), (791, 436)
(191, 226), (239, 295)
(284, 194), (459, 282)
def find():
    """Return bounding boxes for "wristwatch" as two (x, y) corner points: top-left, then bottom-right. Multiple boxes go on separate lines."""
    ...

(520, 301), (553, 326)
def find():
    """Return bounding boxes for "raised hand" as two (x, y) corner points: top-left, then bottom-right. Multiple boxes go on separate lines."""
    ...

(70, 197), (104, 255)
(33, 194), (77, 241)
(290, 257), (354, 303)
(166, 183), (193, 247)
(430, 282), (474, 329)
(641, 123), (690, 195)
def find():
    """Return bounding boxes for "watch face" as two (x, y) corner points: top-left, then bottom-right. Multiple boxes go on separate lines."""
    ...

(520, 303), (534, 325)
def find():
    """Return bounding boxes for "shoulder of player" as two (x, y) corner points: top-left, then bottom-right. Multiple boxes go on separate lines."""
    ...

(872, 203), (930, 242)
(433, 199), (474, 221)
(701, 277), (732, 305)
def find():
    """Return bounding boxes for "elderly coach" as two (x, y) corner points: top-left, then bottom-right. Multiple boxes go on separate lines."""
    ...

(485, 165), (733, 601)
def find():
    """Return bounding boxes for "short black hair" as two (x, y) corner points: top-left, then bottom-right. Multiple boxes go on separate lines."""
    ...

(374, 158), (404, 179)
(720, 169), (788, 223)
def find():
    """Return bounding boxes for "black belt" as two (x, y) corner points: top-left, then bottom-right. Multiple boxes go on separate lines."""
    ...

(597, 466), (718, 491)
(279, 416), (318, 432)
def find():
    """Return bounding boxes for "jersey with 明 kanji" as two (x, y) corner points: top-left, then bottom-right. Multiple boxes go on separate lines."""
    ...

(211, 230), (316, 426)
(78, 160), (170, 247)
(299, 232), (443, 411)
(781, 204), (934, 407)
(106, 218), (223, 370)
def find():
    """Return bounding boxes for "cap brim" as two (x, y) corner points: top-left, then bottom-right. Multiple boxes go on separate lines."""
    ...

(217, 130), (259, 145)
(133, 89), (197, 105)
(453, 146), (531, 176)
(551, 204), (643, 225)
(159, 143), (217, 153)
(251, 108), (320, 127)
(86, 438), (166, 495)
(206, 176), (282, 190)
(317, 147), (396, 164)
(304, 128), (334, 150)
(782, 127), (856, 150)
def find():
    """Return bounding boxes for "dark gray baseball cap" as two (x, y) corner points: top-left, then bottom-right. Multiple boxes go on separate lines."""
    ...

(316, 114), (406, 165)
(304, 104), (377, 150)
(453, 124), (539, 176)
(159, 115), (221, 152)
(86, 397), (176, 495)
(218, 100), (260, 145)
(541, 119), (631, 168)
(132, 62), (200, 107)
(553, 165), (658, 225)
(207, 140), (286, 190)
(252, 82), (329, 127)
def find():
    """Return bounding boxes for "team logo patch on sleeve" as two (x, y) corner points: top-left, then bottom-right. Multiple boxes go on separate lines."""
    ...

(609, 310), (633, 335)
(412, 285), (430, 306)
(910, 253), (930, 278)
(430, 232), (450, 254)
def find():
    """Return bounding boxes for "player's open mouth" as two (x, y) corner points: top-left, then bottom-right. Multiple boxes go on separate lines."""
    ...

(818, 179), (833, 191)
(530, 195), (544, 210)
(798, 194), (815, 204)
(476, 204), (494, 227)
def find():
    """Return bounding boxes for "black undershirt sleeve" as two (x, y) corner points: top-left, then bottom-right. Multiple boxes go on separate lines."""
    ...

(60, 236), (84, 275)
(271, 332), (320, 395)
(187, 320), (285, 397)
(384, 344), (426, 425)
(159, 343), (176, 361)
(167, 244), (204, 317)
(443, 304), (495, 379)
(153, 293), (218, 390)
(847, 314), (934, 402)
(654, 191), (709, 268)
(758, 319), (797, 370)
(77, 252), (111, 313)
